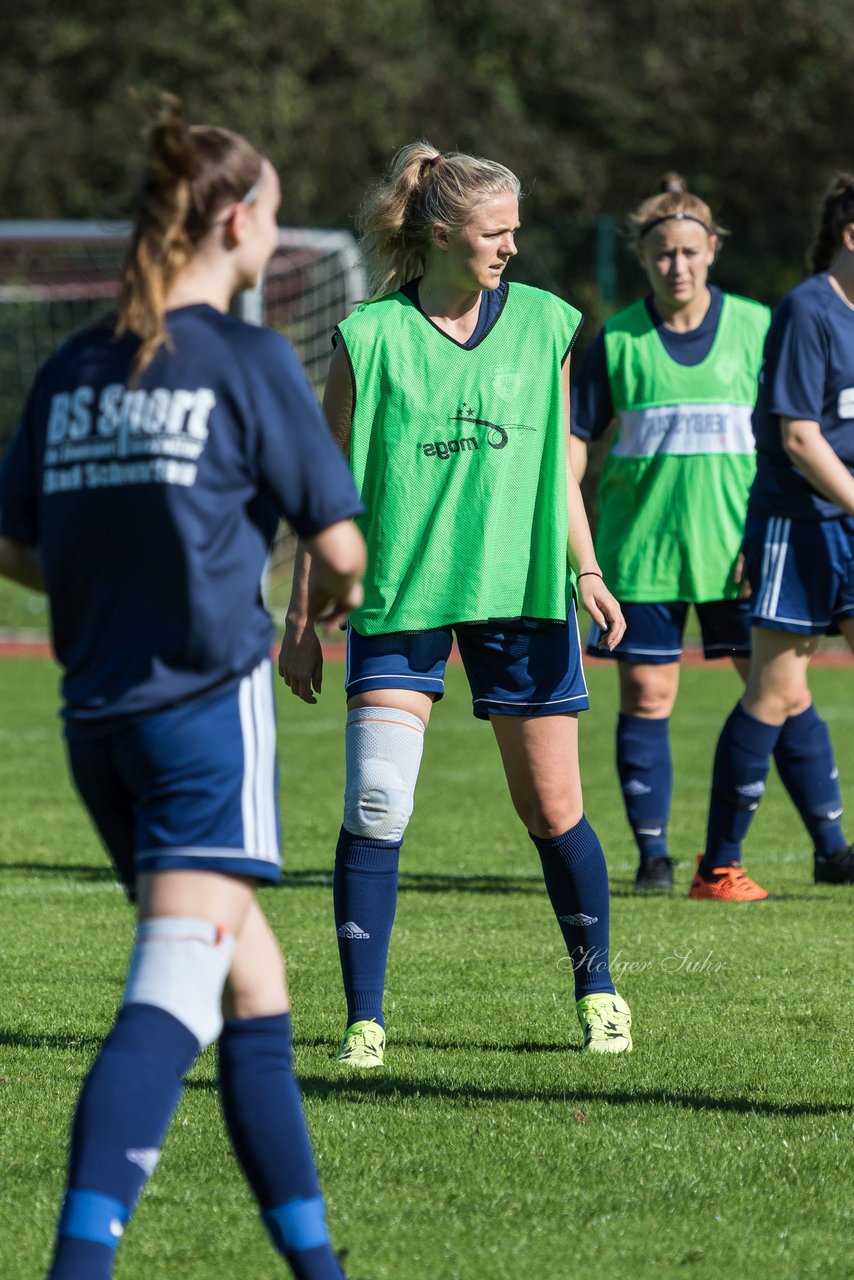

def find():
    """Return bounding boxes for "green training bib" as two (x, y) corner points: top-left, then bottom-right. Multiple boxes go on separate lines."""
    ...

(597, 293), (770, 602)
(338, 283), (581, 634)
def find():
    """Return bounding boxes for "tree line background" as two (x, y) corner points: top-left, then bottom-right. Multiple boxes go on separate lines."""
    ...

(1, 0), (852, 332)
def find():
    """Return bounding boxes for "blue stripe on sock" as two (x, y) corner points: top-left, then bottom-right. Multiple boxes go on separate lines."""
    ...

(59, 1190), (128, 1250)
(263, 1195), (330, 1254)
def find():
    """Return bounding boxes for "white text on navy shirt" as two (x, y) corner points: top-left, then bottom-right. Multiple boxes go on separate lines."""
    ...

(42, 385), (216, 492)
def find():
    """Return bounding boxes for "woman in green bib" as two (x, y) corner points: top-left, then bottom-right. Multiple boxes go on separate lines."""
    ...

(281, 141), (632, 1064)
(570, 175), (776, 898)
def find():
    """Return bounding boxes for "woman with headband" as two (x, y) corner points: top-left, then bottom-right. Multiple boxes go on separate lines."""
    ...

(570, 173), (776, 899)
(281, 141), (633, 1064)
(700, 175), (854, 891)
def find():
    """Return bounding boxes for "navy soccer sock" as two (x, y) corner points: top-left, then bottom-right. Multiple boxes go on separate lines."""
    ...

(333, 828), (400, 1027)
(702, 702), (784, 873)
(773, 704), (846, 857)
(616, 714), (672, 861)
(48, 1003), (200, 1280)
(219, 1014), (343, 1280)
(529, 817), (615, 999)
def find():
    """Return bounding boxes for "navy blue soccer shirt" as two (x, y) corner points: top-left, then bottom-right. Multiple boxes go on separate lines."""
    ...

(0, 304), (363, 725)
(749, 273), (854, 521)
(570, 286), (725, 441)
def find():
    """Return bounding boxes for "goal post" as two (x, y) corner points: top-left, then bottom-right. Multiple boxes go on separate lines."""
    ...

(0, 221), (365, 432)
(0, 221), (366, 619)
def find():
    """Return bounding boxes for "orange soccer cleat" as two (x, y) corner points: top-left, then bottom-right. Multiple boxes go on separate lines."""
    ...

(688, 856), (769, 902)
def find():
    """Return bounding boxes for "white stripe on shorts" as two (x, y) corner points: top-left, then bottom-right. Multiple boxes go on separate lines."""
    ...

(573, 603), (590, 699)
(254, 661), (278, 862)
(756, 517), (791, 620)
(238, 659), (278, 862)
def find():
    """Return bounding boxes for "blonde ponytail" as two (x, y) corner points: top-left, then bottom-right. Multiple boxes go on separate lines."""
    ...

(357, 140), (521, 298)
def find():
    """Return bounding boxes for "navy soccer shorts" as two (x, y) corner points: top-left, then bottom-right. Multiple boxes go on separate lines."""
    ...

(65, 658), (281, 896)
(345, 603), (589, 719)
(744, 513), (854, 635)
(586, 599), (752, 664)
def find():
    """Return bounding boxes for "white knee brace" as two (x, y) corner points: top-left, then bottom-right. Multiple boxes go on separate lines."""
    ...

(343, 706), (425, 842)
(123, 916), (235, 1049)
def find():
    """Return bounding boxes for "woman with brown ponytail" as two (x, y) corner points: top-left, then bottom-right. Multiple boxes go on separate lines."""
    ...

(0, 98), (364, 1280)
(700, 175), (854, 893)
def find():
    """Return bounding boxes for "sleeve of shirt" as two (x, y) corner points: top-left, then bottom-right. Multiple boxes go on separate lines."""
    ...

(247, 329), (364, 539)
(0, 396), (39, 545)
(766, 293), (828, 423)
(570, 331), (614, 441)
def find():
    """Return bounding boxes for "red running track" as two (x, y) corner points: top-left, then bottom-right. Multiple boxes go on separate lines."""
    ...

(2, 639), (851, 666)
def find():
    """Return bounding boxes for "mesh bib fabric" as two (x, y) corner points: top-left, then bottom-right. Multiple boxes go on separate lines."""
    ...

(338, 283), (582, 633)
(597, 293), (770, 602)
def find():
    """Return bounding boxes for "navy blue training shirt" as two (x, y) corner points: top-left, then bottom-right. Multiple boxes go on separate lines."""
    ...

(0, 305), (363, 725)
(571, 286), (725, 441)
(749, 273), (854, 521)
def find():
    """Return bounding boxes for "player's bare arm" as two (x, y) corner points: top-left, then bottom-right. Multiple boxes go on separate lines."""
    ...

(279, 344), (358, 701)
(568, 432), (589, 483)
(781, 416), (854, 516)
(561, 360), (626, 650)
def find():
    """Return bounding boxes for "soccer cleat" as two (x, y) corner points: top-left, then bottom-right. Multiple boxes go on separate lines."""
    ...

(814, 845), (854, 884)
(336, 1019), (385, 1068)
(633, 856), (675, 892)
(688, 855), (769, 902)
(576, 992), (632, 1054)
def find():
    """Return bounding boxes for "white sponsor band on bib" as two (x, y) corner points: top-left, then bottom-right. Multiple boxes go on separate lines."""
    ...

(613, 403), (755, 458)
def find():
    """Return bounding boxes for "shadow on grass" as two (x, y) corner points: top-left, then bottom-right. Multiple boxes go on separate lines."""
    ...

(2, 862), (546, 895)
(0, 1029), (105, 1053)
(290, 1072), (853, 1118)
(296, 1033), (573, 1054)
(608, 877), (823, 902)
(279, 868), (545, 895)
(0, 862), (115, 880)
(6, 1029), (849, 1120)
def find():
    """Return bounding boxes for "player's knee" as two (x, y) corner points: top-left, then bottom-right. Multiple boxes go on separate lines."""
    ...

(343, 706), (425, 842)
(519, 794), (583, 839)
(621, 683), (672, 718)
(123, 916), (235, 1049)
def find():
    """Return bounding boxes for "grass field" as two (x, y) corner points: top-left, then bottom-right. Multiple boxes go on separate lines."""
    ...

(1, 654), (852, 1280)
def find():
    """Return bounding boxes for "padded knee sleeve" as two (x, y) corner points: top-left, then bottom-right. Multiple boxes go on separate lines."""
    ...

(123, 916), (235, 1049)
(343, 706), (425, 842)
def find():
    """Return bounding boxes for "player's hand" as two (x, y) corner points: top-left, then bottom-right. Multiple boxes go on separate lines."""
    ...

(278, 619), (324, 703)
(578, 574), (626, 651)
(734, 553), (752, 600)
(307, 576), (364, 632)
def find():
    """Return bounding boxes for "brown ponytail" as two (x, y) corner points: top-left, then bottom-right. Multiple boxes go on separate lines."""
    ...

(117, 95), (264, 378)
(809, 173), (854, 274)
(627, 172), (727, 249)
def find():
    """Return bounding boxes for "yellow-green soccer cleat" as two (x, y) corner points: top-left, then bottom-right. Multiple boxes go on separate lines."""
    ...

(576, 992), (633, 1054)
(336, 1019), (386, 1068)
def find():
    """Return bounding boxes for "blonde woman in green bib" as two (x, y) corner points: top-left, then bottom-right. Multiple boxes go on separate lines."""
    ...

(281, 141), (632, 1064)
(570, 174), (778, 898)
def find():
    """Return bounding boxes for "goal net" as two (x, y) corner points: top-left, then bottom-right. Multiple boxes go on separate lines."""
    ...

(0, 222), (366, 615)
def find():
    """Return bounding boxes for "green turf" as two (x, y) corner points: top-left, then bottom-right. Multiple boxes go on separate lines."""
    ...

(1, 656), (852, 1280)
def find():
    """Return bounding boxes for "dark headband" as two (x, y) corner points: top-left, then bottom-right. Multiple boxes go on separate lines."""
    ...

(639, 211), (711, 238)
